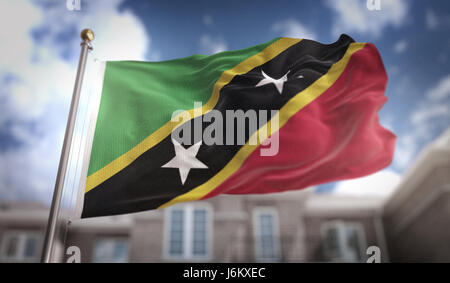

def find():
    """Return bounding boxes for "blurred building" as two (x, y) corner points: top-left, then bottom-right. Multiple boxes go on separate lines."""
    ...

(383, 128), (450, 262)
(0, 128), (449, 263)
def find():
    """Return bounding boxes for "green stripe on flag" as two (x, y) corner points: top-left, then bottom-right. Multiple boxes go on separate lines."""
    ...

(88, 39), (278, 176)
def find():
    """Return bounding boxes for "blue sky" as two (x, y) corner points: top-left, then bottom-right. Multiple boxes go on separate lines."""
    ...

(0, 0), (449, 203)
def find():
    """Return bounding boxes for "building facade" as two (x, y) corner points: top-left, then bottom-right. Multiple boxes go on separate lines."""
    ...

(0, 128), (449, 263)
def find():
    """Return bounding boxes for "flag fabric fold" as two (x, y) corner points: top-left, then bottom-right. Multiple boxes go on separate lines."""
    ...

(81, 35), (395, 218)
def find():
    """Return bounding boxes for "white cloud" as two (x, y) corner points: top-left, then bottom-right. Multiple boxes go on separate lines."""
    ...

(411, 75), (450, 127)
(426, 9), (439, 30)
(31, 0), (150, 62)
(411, 104), (450, 125)
(393, 39), (407, 54)
(426, 74), (450, 101)
(0, 1), (42, 74)
(271, 19), (317, 40)
(394, 74), (450, 169)
(0, 0), (150, 203)
(394, 134), (417, 169)
(200, 34), (228, 54)
(325, 0), (409, 38)
(334, 170), (401, 198)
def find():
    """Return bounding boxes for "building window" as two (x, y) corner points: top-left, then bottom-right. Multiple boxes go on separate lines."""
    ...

(169, 209), (184, 256)
(165, 204), (212, 260)
(253, 208), (280, 262)
(192, 209), (207, 256)
(92, 238), (129, 263)
(0, 231), (41, 262)
(321, 221), (366, 262)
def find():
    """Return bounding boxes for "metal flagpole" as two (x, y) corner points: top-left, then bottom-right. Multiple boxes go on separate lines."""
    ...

(41, 29), (95, 263)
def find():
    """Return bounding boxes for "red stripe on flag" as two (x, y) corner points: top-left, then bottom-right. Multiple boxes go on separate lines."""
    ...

(202, 43), (396, 198)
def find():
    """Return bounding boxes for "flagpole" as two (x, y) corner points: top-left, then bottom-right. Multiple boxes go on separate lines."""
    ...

(41, 29), (94, 263)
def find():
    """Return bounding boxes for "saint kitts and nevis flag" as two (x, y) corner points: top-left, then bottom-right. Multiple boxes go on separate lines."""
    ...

(81, 34), (395, 218)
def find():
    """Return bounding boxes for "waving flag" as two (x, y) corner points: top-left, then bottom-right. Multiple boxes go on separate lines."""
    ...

(81, 35), (395, 218)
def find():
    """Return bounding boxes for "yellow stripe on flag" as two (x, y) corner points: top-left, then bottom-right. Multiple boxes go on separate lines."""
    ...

(158, 42), (366, 209)
(85, 38), (302, 193)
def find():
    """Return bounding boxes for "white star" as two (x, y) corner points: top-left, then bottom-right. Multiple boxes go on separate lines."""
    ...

(255, 69), (290, 94)
(162, 139), (208, 185)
